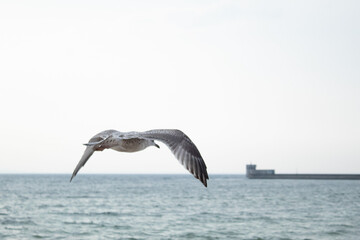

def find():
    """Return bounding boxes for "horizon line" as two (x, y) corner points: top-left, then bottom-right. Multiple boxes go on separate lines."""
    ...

(0, 172), (245, 175)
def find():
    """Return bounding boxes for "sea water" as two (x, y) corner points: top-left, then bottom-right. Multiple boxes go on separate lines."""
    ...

(0, 174), (359, 239)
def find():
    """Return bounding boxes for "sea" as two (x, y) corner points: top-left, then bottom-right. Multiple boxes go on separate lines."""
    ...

(0, 174), (359, 240)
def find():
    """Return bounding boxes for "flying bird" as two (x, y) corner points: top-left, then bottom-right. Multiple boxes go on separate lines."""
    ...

(70, 129), (209, 187)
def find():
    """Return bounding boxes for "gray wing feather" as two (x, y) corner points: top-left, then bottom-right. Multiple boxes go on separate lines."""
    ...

(137, 129), (209, 187)
(70, 130), (118, 182)
(70, 146), (94, 182)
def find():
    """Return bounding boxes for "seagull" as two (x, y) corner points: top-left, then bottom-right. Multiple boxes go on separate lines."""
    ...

(70, 129), (209, 187)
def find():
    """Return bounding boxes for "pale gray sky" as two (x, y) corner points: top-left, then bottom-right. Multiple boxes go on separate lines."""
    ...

(0, 0), (359, 174)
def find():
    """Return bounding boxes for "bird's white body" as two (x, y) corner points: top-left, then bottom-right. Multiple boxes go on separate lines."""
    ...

(110, 138), (156, 152)
(70, 129), (209, 187)
(83, 130), (159, 152)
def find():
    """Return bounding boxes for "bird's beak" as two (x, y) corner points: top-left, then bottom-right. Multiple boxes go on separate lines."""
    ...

(155, 143), (160, 148)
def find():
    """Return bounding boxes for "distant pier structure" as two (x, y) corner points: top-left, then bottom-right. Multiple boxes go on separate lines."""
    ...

(246, 164), (360, 180)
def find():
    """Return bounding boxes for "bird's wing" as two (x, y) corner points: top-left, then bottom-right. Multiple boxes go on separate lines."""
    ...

(135, 129), (209, 187)
(70, 130), (118, 182)
(70, 146), (94, 182)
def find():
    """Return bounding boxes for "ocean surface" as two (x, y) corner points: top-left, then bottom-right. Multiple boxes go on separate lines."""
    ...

(0, 174), (359, 240)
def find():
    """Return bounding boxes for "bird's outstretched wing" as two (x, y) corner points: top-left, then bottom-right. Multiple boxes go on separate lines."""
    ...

(136, 129), (209, 187)
(70, 146), (94, 182)
(70, 130), (118, 182)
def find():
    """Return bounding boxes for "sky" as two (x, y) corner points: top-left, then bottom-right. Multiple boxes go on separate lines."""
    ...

(0, 0), (359, 175)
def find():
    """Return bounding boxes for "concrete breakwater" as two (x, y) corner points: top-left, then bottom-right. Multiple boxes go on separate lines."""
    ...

(246, 164), (360, 180)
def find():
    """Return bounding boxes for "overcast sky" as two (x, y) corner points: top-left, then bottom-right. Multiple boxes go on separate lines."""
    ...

(0, 0), (359, 175)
